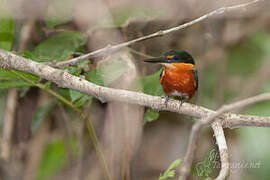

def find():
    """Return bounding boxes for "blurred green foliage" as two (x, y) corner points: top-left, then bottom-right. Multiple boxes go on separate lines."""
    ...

(45, 0), (73, 27)
(0, 17), (13, 50)
(238, 127), (270, 179)
(88, 7), (164, 31)
(32, 100), (56, 134)
(111, 7), (164, 27)
(36, 140), (68, 180)
(227, 31), (270, 77)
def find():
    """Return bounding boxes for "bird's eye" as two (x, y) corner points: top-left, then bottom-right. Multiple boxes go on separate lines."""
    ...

(173, 56), (178, 60)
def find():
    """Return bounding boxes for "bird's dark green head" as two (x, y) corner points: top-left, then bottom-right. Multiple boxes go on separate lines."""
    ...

(144, 50), (195, 65)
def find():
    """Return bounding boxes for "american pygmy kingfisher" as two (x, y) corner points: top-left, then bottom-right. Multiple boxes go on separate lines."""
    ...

(144, 50), (198, 104)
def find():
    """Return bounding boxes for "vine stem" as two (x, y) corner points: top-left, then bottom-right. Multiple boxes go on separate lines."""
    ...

(10, 69), (112, 180)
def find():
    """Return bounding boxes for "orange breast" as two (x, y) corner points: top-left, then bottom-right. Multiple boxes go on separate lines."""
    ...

(160, 63), (196, 99)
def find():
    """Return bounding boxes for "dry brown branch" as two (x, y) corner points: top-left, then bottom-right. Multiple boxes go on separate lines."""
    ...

(45, 0), (263, 68)
(179, 93), (270, 180)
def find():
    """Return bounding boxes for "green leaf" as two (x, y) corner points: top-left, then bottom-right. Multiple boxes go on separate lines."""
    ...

(140, 69), (164, 96)
(69, 89), (92, 107)
(144, 108), (159, 123)
(12, 69), (40, 81)
(167, 159), (181, 172)
(56, 87), (71, 102)
(68, 68), (104, 107)
(32, 31), (87, 62)
(73, 94), (92, 108)
(85, 69), (105, 86)
(0, 69), (39, 81)
(0, 69), (40, 89)
(36, 140), (67, 180)
(69, 89), (84, 103)
(0, 80), (33, 89)
(69, 77), (93, 107)
(66, 66), (82, 76)
(139, 69), (165, 123)
(32, 101), (56, 133)
(159, 158), (181, 180)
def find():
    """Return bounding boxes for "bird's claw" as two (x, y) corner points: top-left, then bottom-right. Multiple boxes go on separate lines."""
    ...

(180, 100), (184, 106)
(161, 96), (170, 108)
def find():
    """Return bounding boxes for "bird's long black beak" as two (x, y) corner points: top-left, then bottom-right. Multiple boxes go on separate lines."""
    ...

(144, 57), (166, 63)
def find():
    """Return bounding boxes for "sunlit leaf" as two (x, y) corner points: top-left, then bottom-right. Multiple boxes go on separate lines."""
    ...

(159, 158), (181, 180)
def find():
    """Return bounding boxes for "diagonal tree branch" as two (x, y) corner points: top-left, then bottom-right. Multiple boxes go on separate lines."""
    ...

(1, 50), (270, 129)
(45, 0), (263, 68)
(179, 93), (270, 180)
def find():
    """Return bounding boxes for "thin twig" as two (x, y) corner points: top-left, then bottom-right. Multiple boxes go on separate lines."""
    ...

(1, 50), (270, 129)
(9, 69), (112, 180)
(179, 93), (270, 180)
(45, 0), (263, 68)
(127, 47), (154, 59)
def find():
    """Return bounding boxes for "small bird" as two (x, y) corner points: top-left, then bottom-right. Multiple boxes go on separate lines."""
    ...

(144, 50), (198, 105)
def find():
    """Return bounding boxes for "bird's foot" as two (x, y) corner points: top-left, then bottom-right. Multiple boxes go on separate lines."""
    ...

(179, 95), (188, 107)
(161, 95), (170, 108)
(180, 100), (185, 106)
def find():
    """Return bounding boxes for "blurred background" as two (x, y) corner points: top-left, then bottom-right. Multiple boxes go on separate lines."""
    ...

(0, 0), (270, 179)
